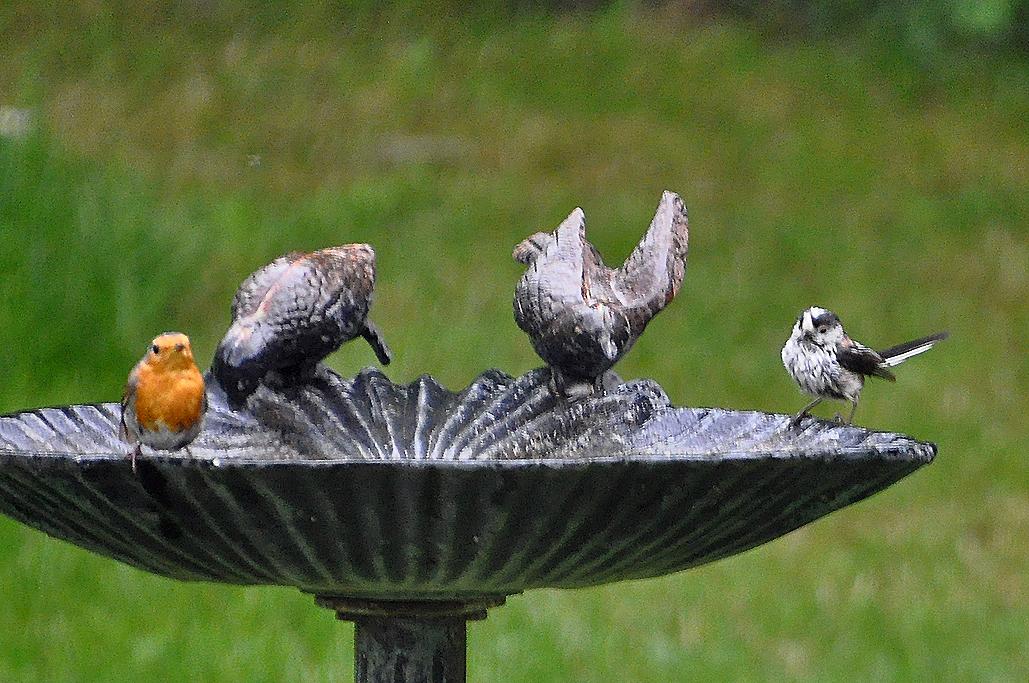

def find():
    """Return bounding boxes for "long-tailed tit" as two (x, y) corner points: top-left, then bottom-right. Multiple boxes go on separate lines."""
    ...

(781, 306), (947, 426)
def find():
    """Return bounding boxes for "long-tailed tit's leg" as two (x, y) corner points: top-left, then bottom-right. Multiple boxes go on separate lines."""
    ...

(790, 397), (823, 427)
(846, 399), (859, 424)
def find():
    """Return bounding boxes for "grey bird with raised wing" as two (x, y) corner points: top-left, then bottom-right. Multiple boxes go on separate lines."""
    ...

(513, 190), (688, 398)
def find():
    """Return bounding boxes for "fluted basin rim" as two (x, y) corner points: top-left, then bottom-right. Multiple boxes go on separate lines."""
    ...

(0, 440), (936, 466)
(0, 369), (937, 597)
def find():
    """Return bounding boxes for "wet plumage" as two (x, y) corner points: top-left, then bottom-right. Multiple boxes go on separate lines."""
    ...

(782, 306), (947, 425)
(513, 191), (689, 398)
(121, 332), (207, 469)
(212, 245), (392, 404)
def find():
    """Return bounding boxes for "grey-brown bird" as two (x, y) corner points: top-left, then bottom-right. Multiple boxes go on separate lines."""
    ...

(212, 245), (392, 404)
(513, 190), (689, 397)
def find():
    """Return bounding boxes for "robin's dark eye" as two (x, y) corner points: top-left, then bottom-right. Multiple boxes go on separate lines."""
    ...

(151, 344), (160, 354)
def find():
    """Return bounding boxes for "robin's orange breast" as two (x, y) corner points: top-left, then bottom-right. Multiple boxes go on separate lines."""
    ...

(134, 364), (206, 432)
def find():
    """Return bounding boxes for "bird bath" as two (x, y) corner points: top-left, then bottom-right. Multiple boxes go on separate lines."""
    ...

(0, 367), (934, 682)
(0, 191), (936, 681)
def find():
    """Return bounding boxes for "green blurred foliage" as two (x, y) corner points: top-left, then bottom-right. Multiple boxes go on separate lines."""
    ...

(0, 1), (1026, 681)
(723, 0), (1029, 57)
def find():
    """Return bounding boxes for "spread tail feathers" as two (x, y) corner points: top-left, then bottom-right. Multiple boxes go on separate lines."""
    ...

(879, 331), (949, 367)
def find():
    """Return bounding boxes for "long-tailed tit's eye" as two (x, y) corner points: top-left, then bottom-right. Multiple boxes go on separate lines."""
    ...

(818, 327), (828, 334)
(151, 344), (160, 354)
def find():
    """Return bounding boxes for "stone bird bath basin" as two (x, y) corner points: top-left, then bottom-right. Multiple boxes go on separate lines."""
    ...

(0, 365), (934, 682)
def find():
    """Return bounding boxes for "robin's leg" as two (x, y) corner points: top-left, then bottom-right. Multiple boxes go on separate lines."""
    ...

(790, 398), (822, 428)
(131, 443), (141, 474)
(185, 445), (193, 458)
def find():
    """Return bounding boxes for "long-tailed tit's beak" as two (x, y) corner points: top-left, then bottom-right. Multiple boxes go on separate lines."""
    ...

(801, 310), (816, 336)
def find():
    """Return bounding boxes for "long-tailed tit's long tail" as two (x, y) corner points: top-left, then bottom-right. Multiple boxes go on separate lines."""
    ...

(879, 331), (949, 368)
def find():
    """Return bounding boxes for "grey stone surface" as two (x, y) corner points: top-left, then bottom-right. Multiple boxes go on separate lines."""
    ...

(0, 366), (933, 599)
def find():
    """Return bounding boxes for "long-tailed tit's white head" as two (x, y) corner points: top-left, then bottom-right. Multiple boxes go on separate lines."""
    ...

(795, 306), (846, 347)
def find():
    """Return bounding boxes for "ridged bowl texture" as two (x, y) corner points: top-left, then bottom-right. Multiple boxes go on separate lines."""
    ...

(0, 368), (934, 598)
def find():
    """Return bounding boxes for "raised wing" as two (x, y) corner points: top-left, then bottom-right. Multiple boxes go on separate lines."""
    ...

(613, 190), (689, 312)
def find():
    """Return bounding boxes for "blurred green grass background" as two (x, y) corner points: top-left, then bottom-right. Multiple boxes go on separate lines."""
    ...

(0, 2), (1026, 680)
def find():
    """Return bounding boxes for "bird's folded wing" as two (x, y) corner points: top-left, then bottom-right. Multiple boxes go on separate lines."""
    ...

(837, 342), (896, 381)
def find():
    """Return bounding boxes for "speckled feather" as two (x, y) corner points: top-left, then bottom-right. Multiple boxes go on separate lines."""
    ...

(782, 307), (947, 418)
(213, 245), (391, 402)
(781, 334), (864, 402)
(513, 191), (688, 394)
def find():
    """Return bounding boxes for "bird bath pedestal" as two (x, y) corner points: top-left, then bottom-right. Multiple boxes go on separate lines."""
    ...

(315, 596), (504, 682)
(0, 367), (934, 682)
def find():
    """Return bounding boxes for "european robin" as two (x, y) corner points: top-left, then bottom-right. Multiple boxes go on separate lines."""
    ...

(120, 332), (207, 471)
